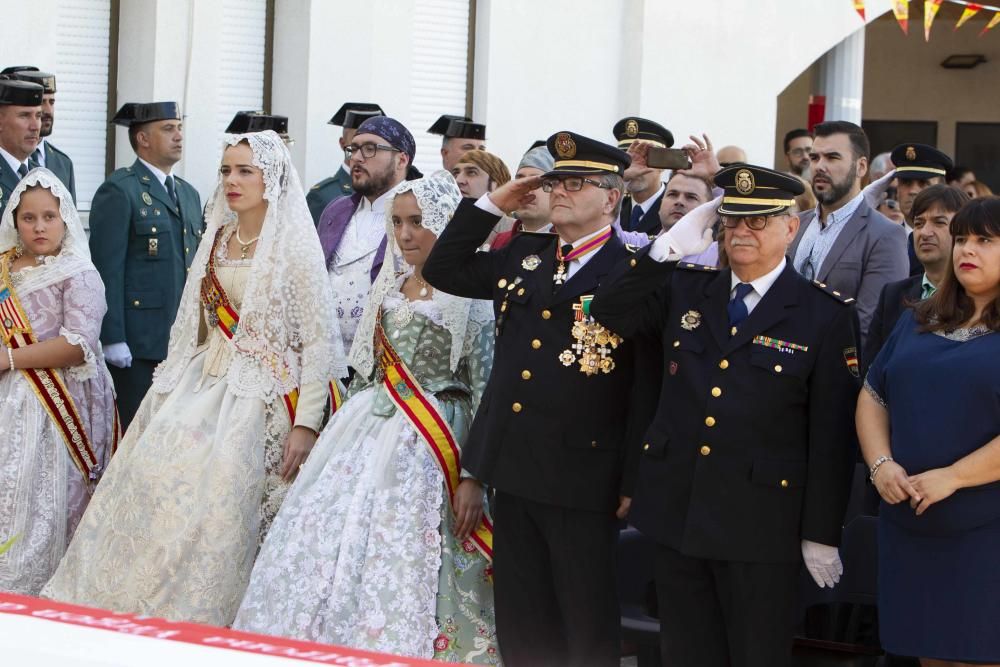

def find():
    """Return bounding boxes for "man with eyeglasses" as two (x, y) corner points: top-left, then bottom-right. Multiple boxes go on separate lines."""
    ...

(783, 128), (811, 179)
(590, 161), (860, 667)
(317, 116), (414, 359)
(424, 131), (643, 666)
(788, 121), (907, 344)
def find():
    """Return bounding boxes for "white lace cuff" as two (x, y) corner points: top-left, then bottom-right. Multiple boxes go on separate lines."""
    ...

(60, 327), (98, 382)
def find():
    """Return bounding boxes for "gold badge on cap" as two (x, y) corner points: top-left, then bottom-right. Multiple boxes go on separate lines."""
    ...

(522, 255), (541, 271)
(680, 310), (702, 330)
(735, 169), (755, 195)
(555, 132), (576, 159)
(625, 119), (639, 138)
(141, 192), (153, 206)
(905, 146), (916, 161)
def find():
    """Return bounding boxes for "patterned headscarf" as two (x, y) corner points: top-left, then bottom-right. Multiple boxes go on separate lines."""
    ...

(355, 116), (416, 163)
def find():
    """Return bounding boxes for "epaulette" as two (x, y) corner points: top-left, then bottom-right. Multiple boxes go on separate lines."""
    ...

(107, 167), (134, 183)
(811, 279), (855, 305)
(677, 262), (719, 272)
(310, 176), (336, 191)
(625, 243), (639, 253)
(44, 141), (71, 159)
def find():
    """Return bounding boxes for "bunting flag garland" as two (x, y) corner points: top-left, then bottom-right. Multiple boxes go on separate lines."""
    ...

(955, 3), (983, 29)
(852, 0), (1000, 39)
(982, 9), (1000, 33)
(925, 0), (944, 39)
(893, 0), (910, 34)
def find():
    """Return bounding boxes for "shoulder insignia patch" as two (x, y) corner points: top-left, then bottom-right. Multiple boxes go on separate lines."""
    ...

(678, 262), (719, 272)
(811, 279), (854, 304)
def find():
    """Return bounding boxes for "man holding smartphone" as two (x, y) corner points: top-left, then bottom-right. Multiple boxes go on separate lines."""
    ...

(614, 116), (674, 236)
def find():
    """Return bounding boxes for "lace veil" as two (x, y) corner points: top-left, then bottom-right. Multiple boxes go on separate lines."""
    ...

(0, 168), (97, 297)
(152, 130), (347, 400)
(349, 169), (494, 378)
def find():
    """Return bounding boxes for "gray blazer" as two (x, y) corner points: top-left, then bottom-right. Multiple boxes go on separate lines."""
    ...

(790, 201), (908, 343)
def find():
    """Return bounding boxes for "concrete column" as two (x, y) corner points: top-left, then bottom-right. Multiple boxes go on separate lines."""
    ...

(819, 27), (866, 125)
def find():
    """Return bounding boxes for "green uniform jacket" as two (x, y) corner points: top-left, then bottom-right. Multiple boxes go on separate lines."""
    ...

(0, 154), (23, 210)
(43, 140), (76, 203)
(88, 160), (204, 361)
(306, 166), (352, 225)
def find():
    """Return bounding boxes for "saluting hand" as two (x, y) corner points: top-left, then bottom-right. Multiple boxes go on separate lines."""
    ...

(487, 175), (544, 215)
(616, 496), (632, 520)
(872, 459), (920, 505)
(452, 478), (485, 542)
(281, 425), (318, 482)
(862, 168), (897, 210)
(908, 467), (960, 516)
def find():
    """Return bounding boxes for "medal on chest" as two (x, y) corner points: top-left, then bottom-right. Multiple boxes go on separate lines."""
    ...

(559, 295), (622, 376)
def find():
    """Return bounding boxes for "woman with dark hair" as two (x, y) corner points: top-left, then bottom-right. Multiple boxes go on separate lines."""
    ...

(857, 196), (1000, 666)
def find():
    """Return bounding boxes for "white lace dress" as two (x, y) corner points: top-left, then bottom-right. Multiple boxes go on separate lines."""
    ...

(234, 293), (500, 664)
(42, 241), (329, 627)
(0, 269), (116, 595)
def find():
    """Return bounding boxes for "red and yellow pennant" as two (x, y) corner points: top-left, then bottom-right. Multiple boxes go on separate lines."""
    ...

(956, 3), (983, 29)
(981, 9), (1000, 34)
(854, 0), (866, 20)
(924, 0), (944, 39)
(375, 318), (493, 563)
(893, 0), (911, 34)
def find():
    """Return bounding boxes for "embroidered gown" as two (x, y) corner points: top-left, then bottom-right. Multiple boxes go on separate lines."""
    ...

(42, 230), (329, 626)
(0, 268), (116, 594)
(234, 290), (500, 664)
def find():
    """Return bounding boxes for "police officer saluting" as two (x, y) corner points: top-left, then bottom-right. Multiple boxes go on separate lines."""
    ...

(424, 131), (642, 667)
(591, 158), (860, 667)
(90, 102), (203, 428)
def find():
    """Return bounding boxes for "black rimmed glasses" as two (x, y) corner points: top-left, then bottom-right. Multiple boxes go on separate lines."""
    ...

(720, 215), (773, 231)
(540, 176), (611, 193)
(344, 142), (401, 161)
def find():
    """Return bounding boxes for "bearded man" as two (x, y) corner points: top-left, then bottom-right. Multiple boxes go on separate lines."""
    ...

(787, 120), (908, 344)
(317, 116), (414, 356)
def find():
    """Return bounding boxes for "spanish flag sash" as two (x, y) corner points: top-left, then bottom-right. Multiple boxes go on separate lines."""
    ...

(374, 315), (494, 563)
(200, 227), (343, 422)
(0, 250), (118, 483)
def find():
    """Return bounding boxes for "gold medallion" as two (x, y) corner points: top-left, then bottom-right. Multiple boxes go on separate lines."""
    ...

(735, 169), (754, 195)
(905, 145), (916, 161)
(625, 119), (639, 138)
(521, 255), (541, 271)
(680, 310), (701, 330)
(141, 192), (153, 206)
(555, 132), (576, 159)
(559, 350), (575, 366)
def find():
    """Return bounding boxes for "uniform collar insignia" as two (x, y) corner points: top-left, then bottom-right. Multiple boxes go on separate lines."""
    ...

(680, 310), (701, 330)
(521, 255), (541, 271)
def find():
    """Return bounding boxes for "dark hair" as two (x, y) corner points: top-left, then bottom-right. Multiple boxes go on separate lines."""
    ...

(915, 196), (1000, 333)
(910, 184), (971, 222)
(127, 123), (147, 151)
(783, 128), (810, 154)
(946, 166), (973, 184)
(812, 120), (870, 161)
(666, 170), (714, 201)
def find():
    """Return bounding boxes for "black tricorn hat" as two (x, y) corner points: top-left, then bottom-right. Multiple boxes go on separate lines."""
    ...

(890, 143), (953, 181)
(1, 66), (56, 95)
(329, 102), (385, 128)
(542, 131), (630, 177)
(0, 78), (44, 106)
(111, 102), (181, 127)
(226, 111), (289, 135)
(612, 116), (673, 149)
(714, 164), (804, 216)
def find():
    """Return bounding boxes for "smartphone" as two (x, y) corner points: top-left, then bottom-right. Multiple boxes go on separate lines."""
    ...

(646, 147), (692, 170)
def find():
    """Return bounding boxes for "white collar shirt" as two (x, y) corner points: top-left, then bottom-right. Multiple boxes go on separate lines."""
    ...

(730, 257), (787, 316)
(137, 157), (171, 188)
(0, 145), (31, 176)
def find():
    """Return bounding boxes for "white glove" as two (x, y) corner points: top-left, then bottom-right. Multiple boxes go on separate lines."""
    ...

(651, 195), (721, 261)
(801, 539), (843, 588)
(862, 168), (896, 210)
(103, 342), (133, 369)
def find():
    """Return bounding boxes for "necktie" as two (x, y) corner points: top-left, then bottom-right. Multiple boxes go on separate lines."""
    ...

(30, 148), (41, 168)
(165, 175), (179, 207)
(17, 163), (28, 178)
(629, 204), (643, 231)
(727, 282), (754, 329)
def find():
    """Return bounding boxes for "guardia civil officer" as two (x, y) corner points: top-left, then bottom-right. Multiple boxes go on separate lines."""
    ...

(428, 113), (486, 171)
(591, 157), (860, 667)
(307, 102), (384, 224)
(424, 131), (642, 667)
(0, 78), (43, 206)
(89, 102), (203, 428)
(1, 67), (75, 201)
(225, 110), (291, 143)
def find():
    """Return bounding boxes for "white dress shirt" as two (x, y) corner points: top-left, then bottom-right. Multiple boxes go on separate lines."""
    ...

(730, 257), (787, 316)
(0, 145), (31, 175)
(137, 157), (171, 187)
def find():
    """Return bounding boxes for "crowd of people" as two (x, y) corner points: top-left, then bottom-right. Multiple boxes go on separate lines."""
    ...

(0, 64), (997, 667)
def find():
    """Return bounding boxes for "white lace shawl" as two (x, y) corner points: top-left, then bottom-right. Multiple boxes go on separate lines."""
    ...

(152, 130), (348, 401)
(349, 170), (494, 378)
(0, 168), (96, 296)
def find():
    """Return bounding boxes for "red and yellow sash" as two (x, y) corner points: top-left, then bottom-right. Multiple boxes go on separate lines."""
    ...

(0, 250), (119, 482)
(200, 228), (343, 422)
(375, 316), (493, 563)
